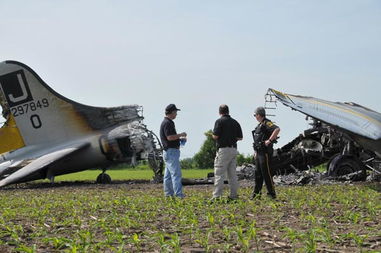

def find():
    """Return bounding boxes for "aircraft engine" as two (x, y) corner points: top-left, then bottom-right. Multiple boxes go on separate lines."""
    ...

(99, 122), (154, 164)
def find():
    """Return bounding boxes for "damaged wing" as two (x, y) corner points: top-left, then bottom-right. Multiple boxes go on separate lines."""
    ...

(0, 142), (90, 187)
(269, 88), (381, 141)
(269, 88), (381, 158)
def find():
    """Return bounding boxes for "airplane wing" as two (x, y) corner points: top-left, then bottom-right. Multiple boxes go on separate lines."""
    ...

(0, 142), (90, 187)
(269, 88), (381, 141)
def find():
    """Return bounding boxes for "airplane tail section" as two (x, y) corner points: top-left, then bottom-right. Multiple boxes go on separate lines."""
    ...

(0, 61), (142, 151)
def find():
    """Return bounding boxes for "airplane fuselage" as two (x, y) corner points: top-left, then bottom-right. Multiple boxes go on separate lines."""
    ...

(0, 61), (157, 187)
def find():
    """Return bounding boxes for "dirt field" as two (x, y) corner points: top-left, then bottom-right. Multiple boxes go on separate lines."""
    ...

(0, 180), (380, 252)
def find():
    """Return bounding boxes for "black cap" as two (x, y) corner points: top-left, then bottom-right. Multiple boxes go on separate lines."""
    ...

(254, 106), (266, 116)
(165, 104), (181, 114)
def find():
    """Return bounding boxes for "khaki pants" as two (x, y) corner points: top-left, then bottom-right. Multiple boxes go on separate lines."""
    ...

(213, 147), (239, 199)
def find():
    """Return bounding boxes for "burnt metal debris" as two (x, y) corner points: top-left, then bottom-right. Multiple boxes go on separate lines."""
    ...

(232, 120), (381, 185)
(272, 121), (381, 182)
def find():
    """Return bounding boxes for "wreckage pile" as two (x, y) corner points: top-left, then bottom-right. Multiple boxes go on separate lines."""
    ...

(233, 121), (381, 185)
(236, 163), (381, 186)
(236, 163), (324, 185)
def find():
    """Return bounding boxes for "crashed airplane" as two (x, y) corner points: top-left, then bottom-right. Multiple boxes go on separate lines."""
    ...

(0, 60), (163, 187)
(267, 88), (381, 180)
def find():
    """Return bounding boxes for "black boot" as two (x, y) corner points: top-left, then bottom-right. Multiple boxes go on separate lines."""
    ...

(250, 191), (261, 200)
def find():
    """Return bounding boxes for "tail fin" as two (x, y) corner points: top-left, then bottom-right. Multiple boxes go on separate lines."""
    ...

(0, 61), (141, 152)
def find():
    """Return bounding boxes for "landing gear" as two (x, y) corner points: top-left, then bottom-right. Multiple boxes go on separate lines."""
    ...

(148, 152), (164, 183)
(46, 169), (55, 184)
(146, 130), (164, 183)
(327, 154), (366, 180)
(96, 169), (112, 184)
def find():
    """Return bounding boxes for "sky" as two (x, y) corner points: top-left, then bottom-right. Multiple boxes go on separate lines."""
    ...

(1, 0), (380, 158)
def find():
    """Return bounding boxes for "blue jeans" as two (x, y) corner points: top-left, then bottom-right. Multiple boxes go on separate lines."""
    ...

(163, 148), (183, 198)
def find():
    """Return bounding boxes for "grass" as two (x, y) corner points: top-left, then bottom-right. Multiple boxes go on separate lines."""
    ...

(50, 168), (213, 182)
(0, 181), (380, 252)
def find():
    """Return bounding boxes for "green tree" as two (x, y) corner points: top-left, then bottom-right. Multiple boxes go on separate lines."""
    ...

(193, 130), (217, 169)
(180, 158), (195, 170)
(237, 153), (254, 166)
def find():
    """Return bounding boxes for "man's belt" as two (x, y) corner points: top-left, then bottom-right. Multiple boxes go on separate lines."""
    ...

(164, 147), (180, 151)
(219, 145), (236, 148)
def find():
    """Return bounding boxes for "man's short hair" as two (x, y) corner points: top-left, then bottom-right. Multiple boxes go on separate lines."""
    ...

(219, 104), (229, 115)
(254, 106), (266, 117)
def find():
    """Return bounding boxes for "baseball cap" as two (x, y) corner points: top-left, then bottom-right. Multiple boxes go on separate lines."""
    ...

(165, 104), (181, 113)
(254, 106), (266, 116)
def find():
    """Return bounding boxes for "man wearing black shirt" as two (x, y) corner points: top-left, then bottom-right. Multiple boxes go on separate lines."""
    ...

(251, 106), (280, 199)
(160, 104), (187, 198)
(212, 104), (243, 200)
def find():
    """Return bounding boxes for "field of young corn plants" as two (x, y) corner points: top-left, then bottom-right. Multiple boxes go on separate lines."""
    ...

(0, 181), (380, 252)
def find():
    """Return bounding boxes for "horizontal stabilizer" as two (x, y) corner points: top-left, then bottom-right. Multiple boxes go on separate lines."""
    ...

(0, 142), (90, 187)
